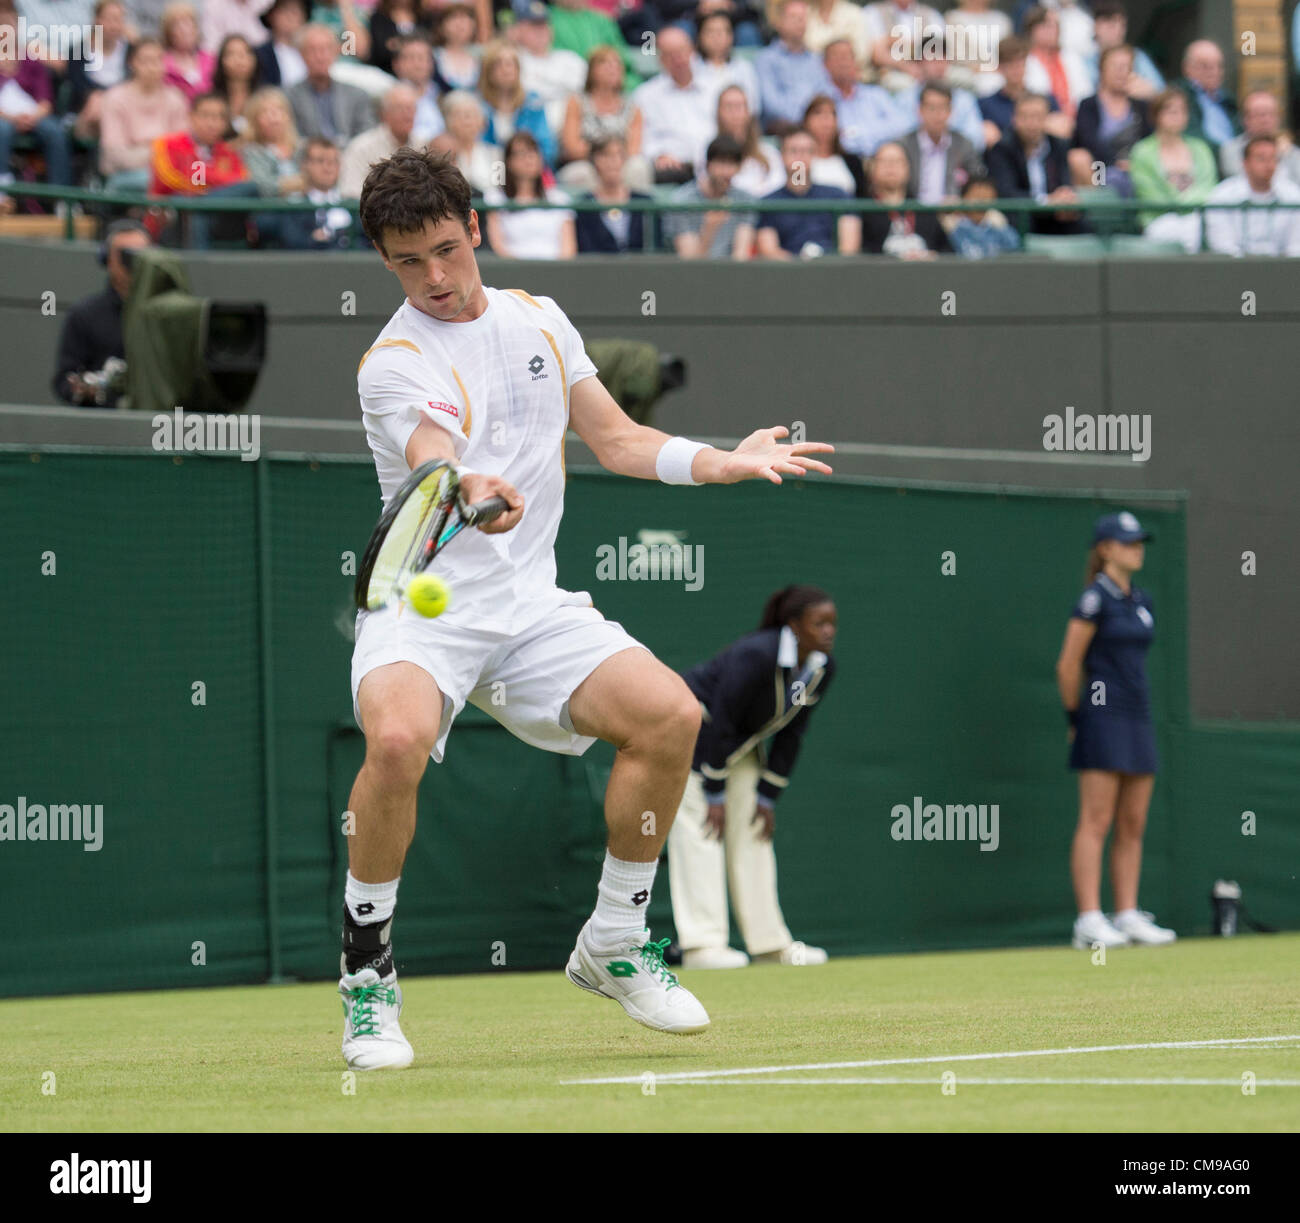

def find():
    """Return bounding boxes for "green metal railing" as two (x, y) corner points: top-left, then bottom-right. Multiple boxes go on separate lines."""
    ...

(8, 180), (1300, 254)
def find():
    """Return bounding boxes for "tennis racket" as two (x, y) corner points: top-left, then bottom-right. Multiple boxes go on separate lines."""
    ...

(354, 459), (510, 612)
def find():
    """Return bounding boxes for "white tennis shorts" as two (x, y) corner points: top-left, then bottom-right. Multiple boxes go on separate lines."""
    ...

(350, 588), (649, 763)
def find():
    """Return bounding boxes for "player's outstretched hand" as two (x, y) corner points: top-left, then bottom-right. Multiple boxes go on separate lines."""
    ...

(461, 472), (525, 533)
(713, 427), (834, 485)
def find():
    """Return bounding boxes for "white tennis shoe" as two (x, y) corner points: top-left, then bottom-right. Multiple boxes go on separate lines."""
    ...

(566, 923), (710, 1034)
(1112, 909), (1177, 945)
(1072, 911), (1130, 949)
(339, 967), (414, 1070)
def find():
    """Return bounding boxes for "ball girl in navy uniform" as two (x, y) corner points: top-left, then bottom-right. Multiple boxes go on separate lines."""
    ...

(1056, 511), (1176, 949)
(668, 585), (837, 969)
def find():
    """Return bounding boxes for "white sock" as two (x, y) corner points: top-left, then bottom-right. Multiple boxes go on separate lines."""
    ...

(1113, 908), (1138, 922)
(345, 872), (400, 925)
(1078, 909), (1103, 921)
(589, 852), (657, 950)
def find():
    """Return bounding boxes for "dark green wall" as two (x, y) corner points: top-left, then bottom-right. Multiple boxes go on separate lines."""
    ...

(2, 451), (1294, 997)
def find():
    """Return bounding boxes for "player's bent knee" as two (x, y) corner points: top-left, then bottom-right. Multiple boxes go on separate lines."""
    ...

(643, 678), (701, 758)
(364, 718), (439, 782)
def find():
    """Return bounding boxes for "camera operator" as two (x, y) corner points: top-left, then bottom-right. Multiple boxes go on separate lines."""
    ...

(53, 220), (153, 408)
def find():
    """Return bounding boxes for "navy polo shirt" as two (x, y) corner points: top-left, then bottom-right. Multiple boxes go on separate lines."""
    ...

(1071, 572), (1155, 716)
(758, 184), (848, 254)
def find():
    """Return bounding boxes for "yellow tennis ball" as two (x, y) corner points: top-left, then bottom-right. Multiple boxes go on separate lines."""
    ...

(407, 573), (451, 618)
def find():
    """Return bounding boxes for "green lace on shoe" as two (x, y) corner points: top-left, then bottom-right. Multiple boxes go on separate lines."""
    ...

(635, 936), (679, 988)
(345, 982), (395, 1037)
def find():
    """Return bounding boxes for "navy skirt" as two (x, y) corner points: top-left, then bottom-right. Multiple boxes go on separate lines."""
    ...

(1070, 708), (1158, 774)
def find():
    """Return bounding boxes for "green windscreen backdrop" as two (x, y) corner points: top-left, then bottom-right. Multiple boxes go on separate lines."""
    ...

(1, 451), (1295, 997)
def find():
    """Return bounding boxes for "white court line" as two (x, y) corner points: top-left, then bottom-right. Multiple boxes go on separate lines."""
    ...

(561, 1035), (1300, 1086)
(650, 1077), (1300, 1088)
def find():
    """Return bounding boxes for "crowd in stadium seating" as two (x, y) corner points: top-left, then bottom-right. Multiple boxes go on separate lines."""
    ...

(4, 0), (1300, 256)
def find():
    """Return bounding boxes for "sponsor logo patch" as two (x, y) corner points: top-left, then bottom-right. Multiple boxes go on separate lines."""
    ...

(428, 400), (459, 418)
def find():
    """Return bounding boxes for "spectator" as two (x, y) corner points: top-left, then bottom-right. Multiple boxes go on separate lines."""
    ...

(340, 82), (419, 196)
(1022, 6), (1090, 123)
(280, 135), (358, 246)
(558, 45), (648, 193)
(478, 39), (556, 165)
(671, 0), (763, 47)
(286, 24), (375, 143)
(944, 0), (1013, 98)
(822, 37), (910, 160)
(419, 0), (490, 46)
(574, 133), (654, 252)
(255, 0), (309, 88)
(63, 0), (131, 143)
(53, 218), (151, 407)
(985, 91), (1087, 233)
(212, 34), (264, 135)
(510, 0), (586, 132)
(861, 140), (951, 255)
(661, 134), (756, 259)
(203, 0), (274, 53)
(392, 34), (445, 145)
(483, 129), (576, 257)
(1205, 135), (1300, 257)
(1069, 44), (1149, 196)
(368, 0), (420, 75)
(901, 81), (985, 202)
(693, 10), (760, 118)
(704, 84), (785, 197)
(979, 34), (1068, 147)
(630, 25), (713, 183)
(0, 4), (73, 200)
(239, 85), (303, 195)
(98, 37), (189, 191)
(803, 93), (866, 194)
(150, 92), (258, 247)
(755, 0), (825, 136)
(436, 87), (498, 192)
(804, 0), (869, 67)
(896, 55), (988, 151)
(939, 172), (1021, 256)
(862, 0), (944, 94)
(1220, 91), (1300, 187)
(757, 127), (860, 257)
(1029, 0), (1093, 62)
(161, 2), (216, 101)
(432, 3), (481, 91)
(1174, 40), (1239, 155)
(1129, 86), (1218, 250)
(549, 0), (643, 87)
(1086, 1), (1161, 99)
(307, 0), (370, 63)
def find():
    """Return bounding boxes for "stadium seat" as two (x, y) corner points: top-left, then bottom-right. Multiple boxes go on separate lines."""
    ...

(1022, 233), (1109, 259)
(1105, 234), (1188, 257)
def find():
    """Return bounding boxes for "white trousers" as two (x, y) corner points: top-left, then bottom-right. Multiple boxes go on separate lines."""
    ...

(668, 752), (793, 956)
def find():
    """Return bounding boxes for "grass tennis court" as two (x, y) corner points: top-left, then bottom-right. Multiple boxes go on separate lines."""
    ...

(7, 934), (1297, 1133)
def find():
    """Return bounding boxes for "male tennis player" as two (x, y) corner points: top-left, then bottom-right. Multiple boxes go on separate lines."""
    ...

(341, 147), (833, 1070)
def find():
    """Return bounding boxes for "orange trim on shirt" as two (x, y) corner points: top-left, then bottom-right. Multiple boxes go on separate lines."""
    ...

(450, 365), (472, 439)
(504, 288), (543, 309)
(356, 337), (421, 375)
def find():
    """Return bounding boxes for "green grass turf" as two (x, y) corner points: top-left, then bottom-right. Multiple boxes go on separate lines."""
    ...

(4, 934), (1297, 1132)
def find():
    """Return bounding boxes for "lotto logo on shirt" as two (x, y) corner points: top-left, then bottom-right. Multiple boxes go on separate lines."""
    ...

(427, 401), (459, 418)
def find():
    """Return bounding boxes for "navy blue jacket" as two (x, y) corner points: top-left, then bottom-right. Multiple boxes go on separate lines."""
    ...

(575, 192), (654, 253)
(682, 626), (835, 805)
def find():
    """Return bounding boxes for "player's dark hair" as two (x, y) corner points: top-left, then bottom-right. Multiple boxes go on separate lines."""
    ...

(359, 147), (474, 253)
(759, 585), (833, 630)
(1084, 544), (1105, 586)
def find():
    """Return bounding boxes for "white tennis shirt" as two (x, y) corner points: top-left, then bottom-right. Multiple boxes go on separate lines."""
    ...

(357, 285), (598, 633)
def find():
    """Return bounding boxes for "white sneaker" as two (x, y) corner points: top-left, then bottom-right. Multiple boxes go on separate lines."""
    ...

(566, 923), (710, 1034)
(1072, 911), (1130, 949)
(751, 941), (829, 966)
(1112, 909), (1177, 945)
(339, 967), (414, 1070)
(682, 946), (750, 970)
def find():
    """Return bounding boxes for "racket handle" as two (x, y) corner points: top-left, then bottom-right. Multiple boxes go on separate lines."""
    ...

(463, 494), (511, 526)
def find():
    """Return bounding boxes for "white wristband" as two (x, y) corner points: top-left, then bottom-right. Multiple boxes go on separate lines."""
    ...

(655, 436), (710, 485)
